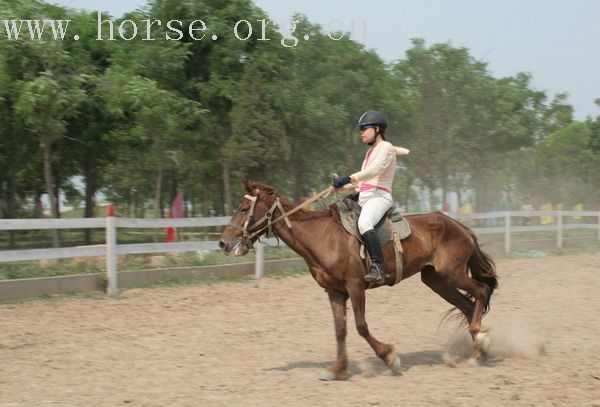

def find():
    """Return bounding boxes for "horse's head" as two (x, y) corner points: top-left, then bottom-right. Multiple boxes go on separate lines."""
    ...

(218, 181), (288, 256)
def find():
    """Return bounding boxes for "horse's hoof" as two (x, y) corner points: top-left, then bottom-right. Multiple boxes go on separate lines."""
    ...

(319, 370), (348, 381)
(389, 356), (402, 375)
(474, 330), (491, 355)
(319, 370), (336, 381)
(442, 352), (459, 368)
(467, 357), (479, 367)
(383, 351), (402, 375)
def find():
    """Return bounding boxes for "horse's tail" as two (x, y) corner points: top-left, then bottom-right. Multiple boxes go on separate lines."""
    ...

(468, 235), (498, 314)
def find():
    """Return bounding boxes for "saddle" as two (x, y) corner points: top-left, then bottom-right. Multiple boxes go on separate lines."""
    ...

(337, 195), (412, 286)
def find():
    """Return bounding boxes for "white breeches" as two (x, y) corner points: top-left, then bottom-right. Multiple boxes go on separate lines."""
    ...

(358, 190), (393, 235)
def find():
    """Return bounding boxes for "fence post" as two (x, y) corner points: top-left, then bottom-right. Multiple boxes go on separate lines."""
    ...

(105, 204), (118, 296)
(255, 241), (264, 283)
(557, 210), (563, 249)
(504, 211), (511, 253)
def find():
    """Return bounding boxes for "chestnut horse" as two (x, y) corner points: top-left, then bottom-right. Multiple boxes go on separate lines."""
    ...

(219, 181), (498, 380)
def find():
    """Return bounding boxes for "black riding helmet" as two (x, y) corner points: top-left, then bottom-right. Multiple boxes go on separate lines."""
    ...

(358, 111), (388, 129)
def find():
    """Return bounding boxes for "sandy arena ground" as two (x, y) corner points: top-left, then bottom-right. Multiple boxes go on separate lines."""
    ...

(1, 252), (600, 407)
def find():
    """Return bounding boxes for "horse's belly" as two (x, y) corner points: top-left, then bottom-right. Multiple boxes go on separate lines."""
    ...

(309, 267), (337, 289)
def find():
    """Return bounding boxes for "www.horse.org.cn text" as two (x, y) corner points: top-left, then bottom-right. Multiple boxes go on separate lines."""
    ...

(1, 12), (368, 47)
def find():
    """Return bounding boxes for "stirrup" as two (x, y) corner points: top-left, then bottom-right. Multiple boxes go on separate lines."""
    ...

(364, 263), (384, 282)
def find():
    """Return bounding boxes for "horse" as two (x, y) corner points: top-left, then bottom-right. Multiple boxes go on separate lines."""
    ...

(219, 181), (498, 380)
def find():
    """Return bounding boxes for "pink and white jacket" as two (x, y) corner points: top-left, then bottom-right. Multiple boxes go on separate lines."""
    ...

(349, 141), (409, 194)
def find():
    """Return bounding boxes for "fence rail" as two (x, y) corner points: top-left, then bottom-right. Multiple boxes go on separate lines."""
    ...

(1, 209), (599, 296)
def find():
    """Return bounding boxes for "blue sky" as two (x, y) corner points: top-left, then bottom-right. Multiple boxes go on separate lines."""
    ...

(50, 0), (600, 120)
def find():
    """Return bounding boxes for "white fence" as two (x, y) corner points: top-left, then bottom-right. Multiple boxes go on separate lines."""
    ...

(1, 210), (599, 295)
(450, 210), (600, 253)
(0, 213), (230, 295)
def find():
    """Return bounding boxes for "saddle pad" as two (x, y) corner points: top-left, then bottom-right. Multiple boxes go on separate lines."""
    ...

(338, 199), (411, 244)
(338, 199), (412, 287)
(394, 216), (411, 240)
(338, 199), (391, 242)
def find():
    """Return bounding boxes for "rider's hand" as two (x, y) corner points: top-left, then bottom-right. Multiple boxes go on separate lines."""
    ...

(332, 176), (352, 188)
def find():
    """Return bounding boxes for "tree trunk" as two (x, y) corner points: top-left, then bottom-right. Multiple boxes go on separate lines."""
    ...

(83, 152), (96, 245)
(154, 158), (163, 219)
(170, 168), (178, 205)
(292, 162), (304, 203)
(222, 161), (232, 215)
(202, 176), (210, 217)
(54, 171), (61, 219)
(154, 157), (164, 242)
(34, 193), (43, 218)
(441, 170), (448, 211)
(6, 170), (17, 248)
(471, 172), (486, 226)
(43, 139), (60, 247)
(285, 127), (303, 202)
(403, 176), (413, 212)
(428, 185), (436, 212)
(3, 98), (17, 247)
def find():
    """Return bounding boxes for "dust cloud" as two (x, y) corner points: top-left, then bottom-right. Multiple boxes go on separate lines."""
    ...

(442, 323), (546, 366)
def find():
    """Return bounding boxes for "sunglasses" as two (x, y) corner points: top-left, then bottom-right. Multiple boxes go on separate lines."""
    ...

(359, 125), (375, 133)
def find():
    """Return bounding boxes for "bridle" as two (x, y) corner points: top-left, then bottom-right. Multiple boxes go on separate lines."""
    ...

(227, 186), (334, 247)
(230, 193), (292, 246)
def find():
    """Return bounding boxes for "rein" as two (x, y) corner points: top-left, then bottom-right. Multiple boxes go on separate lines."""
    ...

(230, 186), (335, 245)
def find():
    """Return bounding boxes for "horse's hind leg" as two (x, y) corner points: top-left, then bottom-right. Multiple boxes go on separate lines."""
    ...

(445, 268), (492, 360)
(422, 267), (487, 364)
(347, 283), (402, 374)
(421, 267), (474, 323)
(320, 290), (350, 381)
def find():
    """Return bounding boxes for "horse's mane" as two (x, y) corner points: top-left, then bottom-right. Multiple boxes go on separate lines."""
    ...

(246, 181), (337, 221)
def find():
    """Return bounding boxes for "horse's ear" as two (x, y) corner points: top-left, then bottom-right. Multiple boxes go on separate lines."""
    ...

(242, 180), (252, 193)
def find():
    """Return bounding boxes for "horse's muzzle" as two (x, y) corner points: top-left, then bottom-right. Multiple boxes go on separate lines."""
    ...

(219, 239), (249, 257)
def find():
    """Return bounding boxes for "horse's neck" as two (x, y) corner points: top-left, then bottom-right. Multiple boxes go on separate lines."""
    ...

(270, 210), (334, 263)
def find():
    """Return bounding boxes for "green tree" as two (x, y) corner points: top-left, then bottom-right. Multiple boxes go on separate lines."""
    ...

(538, 122), (597, 205)
(395, 40), (551, 211)
(1, 1), (94, 247)
(99, 68), (204, 218)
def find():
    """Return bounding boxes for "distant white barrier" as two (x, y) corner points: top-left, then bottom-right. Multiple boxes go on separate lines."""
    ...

(447, 210), (600, 253)
(1, 209), (599, 295)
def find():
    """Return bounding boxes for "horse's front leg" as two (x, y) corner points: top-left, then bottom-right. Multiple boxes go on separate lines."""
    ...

(348, 283), (402, 374)
(320, 290), (350, 381)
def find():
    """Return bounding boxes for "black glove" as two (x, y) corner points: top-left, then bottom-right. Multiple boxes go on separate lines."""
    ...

(333, 175), (351, 188)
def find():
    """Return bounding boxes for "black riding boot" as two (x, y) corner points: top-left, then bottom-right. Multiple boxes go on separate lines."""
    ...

(361, 229), (384, 283)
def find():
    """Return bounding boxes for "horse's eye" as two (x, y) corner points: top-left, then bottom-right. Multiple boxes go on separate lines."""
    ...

(241, 208), (249, 213)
